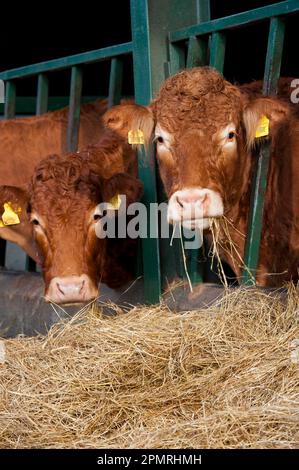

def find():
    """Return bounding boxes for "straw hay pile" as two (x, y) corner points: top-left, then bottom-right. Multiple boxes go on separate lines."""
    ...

(0, 286), (298, 448)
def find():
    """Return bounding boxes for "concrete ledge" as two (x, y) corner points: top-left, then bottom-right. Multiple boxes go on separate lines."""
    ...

(0, 271), (145, 337)
(0, 271), (288, 338)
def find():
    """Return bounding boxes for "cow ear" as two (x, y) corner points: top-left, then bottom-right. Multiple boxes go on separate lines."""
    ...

(0, 185), (30, 226)
(102, 173), (143, 211)
(103, 103), (154, 147)
(243, 97), (290, 148)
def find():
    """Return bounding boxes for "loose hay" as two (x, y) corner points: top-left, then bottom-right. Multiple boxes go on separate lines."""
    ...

(0, 286), (299, 448)
(209, 217), (254, 286)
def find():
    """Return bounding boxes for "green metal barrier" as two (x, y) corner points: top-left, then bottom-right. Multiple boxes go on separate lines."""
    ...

(0, 42), (133, 147)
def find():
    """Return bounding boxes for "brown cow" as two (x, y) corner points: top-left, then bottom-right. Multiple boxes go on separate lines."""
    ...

(0, 100), (108, 264)
(0, 100), (140, 266)
(105, 68), (299, 286)
(0, 128), (142, 304)
(0, 100), (107, 187)
(239, 77), (297, 104)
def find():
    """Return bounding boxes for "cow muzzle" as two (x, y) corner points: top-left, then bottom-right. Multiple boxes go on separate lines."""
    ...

(167, 188), (224, 229)
(45, 274), (98, 305)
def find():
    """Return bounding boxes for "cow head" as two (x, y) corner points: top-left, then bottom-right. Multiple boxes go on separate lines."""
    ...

(1, 151), (142, 305)
(154, 68), (289, 229)
(0, 185), (41, 262)
(106, 67), (289, 230)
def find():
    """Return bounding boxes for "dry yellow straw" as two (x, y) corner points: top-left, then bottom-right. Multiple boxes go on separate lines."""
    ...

(0, 285), (298, 449)
(209, 216), (255, 285)
(170, 223), (193, 293)
(178, 224), (193, 293)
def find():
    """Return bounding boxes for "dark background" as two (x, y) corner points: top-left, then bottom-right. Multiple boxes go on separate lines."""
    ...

(0, 0), (298, 98)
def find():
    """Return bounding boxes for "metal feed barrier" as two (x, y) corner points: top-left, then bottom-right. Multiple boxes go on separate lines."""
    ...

(0, 0), (298, 307)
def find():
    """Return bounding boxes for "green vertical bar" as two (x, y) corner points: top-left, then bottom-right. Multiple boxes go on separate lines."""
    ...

(186, 36), (208, 68)
(67, 66), (83, 152)
(26, 73), (49, 272)
(196, 0), (210, 22)
(169, 42), (185, 75)
(3, 81), (28, 272)
(209, 32), (226, 73)
(36, 73), (49, 115)
(4, 81), (16, 119)
(263, 17), (285, 95)
(2, 81), (16, 268)
(130, 0), (161, 303)
(186, 0), (210, 68)
(243, 17), (285, 284)
(108, 58), (123, 108)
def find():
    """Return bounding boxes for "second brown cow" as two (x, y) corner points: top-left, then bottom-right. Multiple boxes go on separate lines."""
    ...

(0, 128), (142, 304)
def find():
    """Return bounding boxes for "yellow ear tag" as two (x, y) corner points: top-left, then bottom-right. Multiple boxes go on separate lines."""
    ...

(1, 202), (21, 226)
(128, 129), (145, 145)
(255, 115), (270, 138)
(107, 194), (122, 210)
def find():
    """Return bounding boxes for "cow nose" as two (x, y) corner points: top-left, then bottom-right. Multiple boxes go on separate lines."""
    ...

(177, 191), (208, 208)
(45, 274), (98, 305)
(57, 278), (84, 296)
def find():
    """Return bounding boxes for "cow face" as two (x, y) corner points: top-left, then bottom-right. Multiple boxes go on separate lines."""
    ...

(107, 68), (290, 230)
(2, 154), (142, 305)
(152, 67), (290, 230)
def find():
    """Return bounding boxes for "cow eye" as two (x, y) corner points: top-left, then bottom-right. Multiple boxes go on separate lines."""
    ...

(227, 131), (236, 140)
(155, 136), (164, 144)
(32, 219), (39, 226)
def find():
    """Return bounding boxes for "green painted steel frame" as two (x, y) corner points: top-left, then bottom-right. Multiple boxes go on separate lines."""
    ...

(0, 43), (133, 81)
(108, 58), (124, 108)
(0, 96), (107, 114)
(130, 0), (161, 303)
(36, 74), (49, 115)
(170, 1), (299, 43)
(4, 81), (16, 119)
(67, 66), (83, 152)
(131, 0), (204, 298)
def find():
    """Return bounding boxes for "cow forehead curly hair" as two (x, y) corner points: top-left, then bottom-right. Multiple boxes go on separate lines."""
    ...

(29, 153), (103, 201)
(151, 66), (243, 134)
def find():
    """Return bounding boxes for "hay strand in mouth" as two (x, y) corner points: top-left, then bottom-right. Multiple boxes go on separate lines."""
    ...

(170, 216), (253, 289)
(169, 222), (177, 247)
(209, 218), (229, 288)
(209, 216), (255, 285)
(178, 223), (193, 293)
(170, 223), (193, 293)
